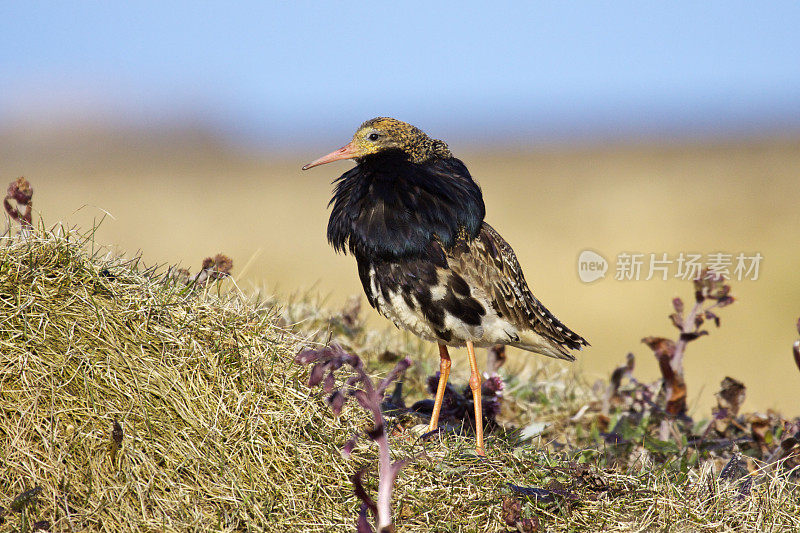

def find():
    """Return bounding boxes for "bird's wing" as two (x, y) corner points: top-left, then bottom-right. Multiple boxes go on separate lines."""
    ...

(447, 222), (589, 356)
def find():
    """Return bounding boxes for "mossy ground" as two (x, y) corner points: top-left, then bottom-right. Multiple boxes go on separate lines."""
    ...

(0, 229), (797, 532)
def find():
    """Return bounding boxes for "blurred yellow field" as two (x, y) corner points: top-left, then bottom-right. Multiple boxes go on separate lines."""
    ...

(4, 129), (800, 414)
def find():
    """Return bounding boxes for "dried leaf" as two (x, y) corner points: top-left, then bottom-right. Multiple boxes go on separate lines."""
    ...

(705, 310), (721, 327)
(353, 389), (373, 412)
(487, 344), (507, 374)
(712, 377), (746, 434)
(642, 337), (686, 414)
(7, 177), (33, 204)
(694, 269), (729, 300)
(378, 350), (400, 363)
(749, 414), (771, 452)
(694, 289), (705, 303)
(307, 362), (327, 387)
(573, 466), (612, 493)
(339, 295), (362, 329)
(517, 517), (540, 532)
(609, 353), (635, 397)
(322, 371), (336, 393)
(500, 496), (522, 526)
(780, 436), (799, 452)
(341, 437), (357, 459)
(193, 254), (233, 285)
(10, 487), (42, 513)
(328, 391), (347, 416)
(294, 347), (328, 365)
(794, 340), (800, 374)
(112, 419), (124, 447)
(679, 330), (708, 342)
(694, 313), (705, 328)
(641, 337), (676, 358)
(665, 379), (687, 416)
(4, 177), (34, 226)
(717, 296), (735, 307)
(481, 374), (505, 395)
(717, 377), (746, 415)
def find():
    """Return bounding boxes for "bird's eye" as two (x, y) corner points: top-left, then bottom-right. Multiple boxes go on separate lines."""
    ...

(368, 133), (380, 141)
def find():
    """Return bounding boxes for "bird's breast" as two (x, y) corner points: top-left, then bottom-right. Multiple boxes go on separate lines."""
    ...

(355, 254), (522, 347)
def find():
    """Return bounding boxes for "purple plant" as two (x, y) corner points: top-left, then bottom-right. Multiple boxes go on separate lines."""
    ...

(411, 371), (504, 431)
(4, 177), (33, 229)
(295, 345), (412, 533)
(167, 254), (234, 287)
(642, 269), (734, 420)
(193, 254), (233, 285)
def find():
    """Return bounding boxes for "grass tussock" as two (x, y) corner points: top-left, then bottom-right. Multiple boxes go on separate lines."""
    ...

(0, 228), (798, 532)
(0, 229), (358, 531)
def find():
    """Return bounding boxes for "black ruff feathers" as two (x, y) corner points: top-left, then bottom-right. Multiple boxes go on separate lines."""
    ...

(327, 150), (485, 262)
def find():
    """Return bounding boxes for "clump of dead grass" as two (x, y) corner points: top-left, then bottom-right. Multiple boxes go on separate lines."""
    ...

(0, 228), (363, 531)
(1, 228), (798, 532)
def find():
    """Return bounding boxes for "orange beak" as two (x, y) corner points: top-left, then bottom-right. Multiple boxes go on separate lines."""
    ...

(302, 140), (361, 170)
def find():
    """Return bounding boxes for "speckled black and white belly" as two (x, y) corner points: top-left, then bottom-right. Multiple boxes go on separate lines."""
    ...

(355, 255), (523, 347)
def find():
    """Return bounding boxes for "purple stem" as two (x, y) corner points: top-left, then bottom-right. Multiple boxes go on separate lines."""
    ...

(349, 356), (411, 531)
(671, 300), (702, 376)
(297, 346), (412, 531)
(672, 299), (720, 375)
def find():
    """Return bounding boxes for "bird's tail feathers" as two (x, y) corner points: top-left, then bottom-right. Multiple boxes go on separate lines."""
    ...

(510, 331), (581, 361)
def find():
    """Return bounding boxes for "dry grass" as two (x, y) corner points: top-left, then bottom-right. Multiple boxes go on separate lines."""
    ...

(1, 228), (798, 532)
(0, 228), (359, 531)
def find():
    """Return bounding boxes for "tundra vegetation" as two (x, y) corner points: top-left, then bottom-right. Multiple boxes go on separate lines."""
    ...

(1, 178), (798, 532)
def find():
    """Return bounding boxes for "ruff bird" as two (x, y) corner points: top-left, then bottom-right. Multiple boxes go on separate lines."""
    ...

(303, 117), (587, 455)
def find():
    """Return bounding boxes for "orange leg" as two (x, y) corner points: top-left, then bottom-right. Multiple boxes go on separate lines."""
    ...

(427, 343), (451, 432)
(466, 341), (485, 456)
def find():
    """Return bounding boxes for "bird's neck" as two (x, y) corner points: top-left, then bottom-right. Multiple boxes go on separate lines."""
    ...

(327, 153), (485, 261)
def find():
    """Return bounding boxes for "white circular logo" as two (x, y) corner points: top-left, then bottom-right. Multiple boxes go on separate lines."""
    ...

(577, 250), (608, 283)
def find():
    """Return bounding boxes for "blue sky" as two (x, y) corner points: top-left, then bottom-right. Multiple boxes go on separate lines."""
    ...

(2, 1), (799, 146)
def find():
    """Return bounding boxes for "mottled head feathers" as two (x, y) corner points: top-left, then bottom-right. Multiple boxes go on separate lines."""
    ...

(350, 117), (452, 163)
